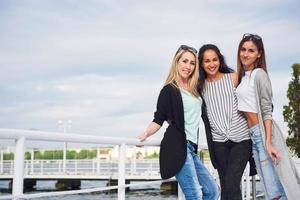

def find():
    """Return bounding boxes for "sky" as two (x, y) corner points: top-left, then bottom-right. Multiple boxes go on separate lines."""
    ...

(0, 0), (300, 148)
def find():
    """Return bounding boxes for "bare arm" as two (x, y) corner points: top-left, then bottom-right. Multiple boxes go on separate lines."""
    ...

(138, 85), (169, 142)
(264, 119), (272, 145)
(137, 122), (161, 142)
(231, 72), (239, 88)
(264, 119), (280, 163)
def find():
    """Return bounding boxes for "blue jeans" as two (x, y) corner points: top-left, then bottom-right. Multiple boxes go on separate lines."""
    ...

(250, 124), (287, 200)
(175, 142), (219, 200)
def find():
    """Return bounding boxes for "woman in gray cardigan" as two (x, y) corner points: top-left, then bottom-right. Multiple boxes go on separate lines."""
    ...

(236, 33), (300, 200)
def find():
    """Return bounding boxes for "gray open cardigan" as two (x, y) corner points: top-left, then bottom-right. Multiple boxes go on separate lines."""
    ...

(255, 69), (300, 199)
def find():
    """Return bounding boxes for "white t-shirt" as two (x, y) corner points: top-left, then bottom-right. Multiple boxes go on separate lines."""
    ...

(236, 68), (262, 113)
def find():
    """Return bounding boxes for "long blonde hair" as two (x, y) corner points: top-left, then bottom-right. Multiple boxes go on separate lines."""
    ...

(165, 49), (200, 97)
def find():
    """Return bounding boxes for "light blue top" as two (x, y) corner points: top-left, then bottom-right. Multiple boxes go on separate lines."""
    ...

(180, 89), (202, 144)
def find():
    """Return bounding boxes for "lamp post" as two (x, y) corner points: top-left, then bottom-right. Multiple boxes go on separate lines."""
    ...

(58, 120), (72, 174)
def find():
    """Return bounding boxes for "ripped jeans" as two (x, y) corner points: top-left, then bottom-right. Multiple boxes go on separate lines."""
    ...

(250, 124), (287, 200)
(175, 142), (219, 200)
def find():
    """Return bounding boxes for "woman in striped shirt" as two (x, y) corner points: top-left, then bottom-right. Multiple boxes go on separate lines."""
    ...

(197, 44), (255, 200)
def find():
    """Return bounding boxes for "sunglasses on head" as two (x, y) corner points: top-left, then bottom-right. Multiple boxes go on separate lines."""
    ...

(243, 33), (262, 40)
(176, 45), (197, 54)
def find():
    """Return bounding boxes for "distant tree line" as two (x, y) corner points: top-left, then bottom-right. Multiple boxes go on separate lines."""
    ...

(2, 149), (211, 160)
(2, 149), (98, 160)
(2, 149), (160, 160)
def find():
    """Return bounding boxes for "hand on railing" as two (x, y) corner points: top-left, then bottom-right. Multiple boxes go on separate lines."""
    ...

(136, 132), (148, 147)
(136, 122), (161, 147)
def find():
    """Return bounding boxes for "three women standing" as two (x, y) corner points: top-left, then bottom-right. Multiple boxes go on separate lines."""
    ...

(138, 37), (300, 200)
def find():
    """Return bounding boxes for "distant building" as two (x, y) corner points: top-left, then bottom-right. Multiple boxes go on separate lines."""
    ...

(110, 146), (159, 160)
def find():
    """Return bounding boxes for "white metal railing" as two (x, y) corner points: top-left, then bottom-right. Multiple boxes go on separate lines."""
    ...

(1, 159), (160, 177)
(0, 128), (180, 200)
(0, 128), (256, 200)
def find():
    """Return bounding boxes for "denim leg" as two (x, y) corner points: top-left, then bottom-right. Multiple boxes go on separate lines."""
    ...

(176, 143), (203, 200)
(250, 125), (286, 200)
(252, 144), (270, 199)
(193, 152), (219, 200)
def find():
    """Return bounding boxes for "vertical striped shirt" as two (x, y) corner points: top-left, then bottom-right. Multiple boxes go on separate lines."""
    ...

(203, 73), (250, 142)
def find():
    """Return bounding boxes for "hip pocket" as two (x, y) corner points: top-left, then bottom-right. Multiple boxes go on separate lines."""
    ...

(250, 126), (263, 144)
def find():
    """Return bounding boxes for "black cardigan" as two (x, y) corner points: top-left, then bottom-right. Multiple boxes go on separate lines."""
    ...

(201, 100), (217, 168)
(153, 84), (188, 179)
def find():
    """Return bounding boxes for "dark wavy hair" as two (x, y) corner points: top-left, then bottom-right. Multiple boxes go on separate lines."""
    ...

(197, 44), (234, 94)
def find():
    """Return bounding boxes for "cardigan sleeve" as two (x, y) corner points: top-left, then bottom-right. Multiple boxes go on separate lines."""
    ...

(152, 85), (170, 126)
(201, 101), (217, 169)
(255, 69), (273, 121)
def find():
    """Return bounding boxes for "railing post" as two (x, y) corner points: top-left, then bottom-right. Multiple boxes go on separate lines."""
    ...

(92, 159), (95, 174)
(199, 150), (204, 163)
(0, 149), (3, 174)
(245, 164), (251, 200)
(41, 160), (44, 174)
(30, 149), (34, 174)
(63, 143), (67, 174)
(25, 160), (28, 175)
(241, 163), (247, 200)
(118, 143), (126, 200)
(252, 175), (256, 200)
(132, 147), (136, 173)
(75, 159), (78, 175)
(150, 159), (153, 172)
(10, 160), (13, 174)
(12, 136), (25, 198)
(178, 184), (185, 200)
(97, 148), (100, 174)
(58, 160), (61, 173)
(242, 175), (245, 199)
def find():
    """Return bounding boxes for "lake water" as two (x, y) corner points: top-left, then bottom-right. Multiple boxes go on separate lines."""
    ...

(0, 180), (177, 200)
(0, 179), (266, 200)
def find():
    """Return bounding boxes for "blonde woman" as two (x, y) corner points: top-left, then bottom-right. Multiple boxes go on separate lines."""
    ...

(138, 45), (218, 200)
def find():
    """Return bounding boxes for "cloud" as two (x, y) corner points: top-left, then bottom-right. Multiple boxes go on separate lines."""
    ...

(0, 0), (299, 148)
(0, 73), (163, 135)
(1, 0), (299, 80)
(0, 70), (292, 146)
